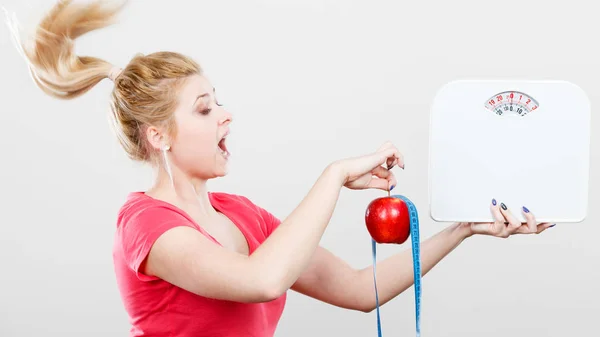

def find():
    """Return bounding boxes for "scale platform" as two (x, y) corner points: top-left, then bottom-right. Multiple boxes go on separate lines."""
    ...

(428, 80), (591, 224)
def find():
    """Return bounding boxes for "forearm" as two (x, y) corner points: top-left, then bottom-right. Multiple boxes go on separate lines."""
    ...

(356, 222), (472, 311)
(250, 163), (345, 296)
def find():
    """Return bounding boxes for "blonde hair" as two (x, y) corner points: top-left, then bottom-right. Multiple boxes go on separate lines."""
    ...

(7, 0), (202, 163)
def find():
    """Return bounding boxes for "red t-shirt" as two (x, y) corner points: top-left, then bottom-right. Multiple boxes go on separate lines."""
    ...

(112, 191), (287, 337)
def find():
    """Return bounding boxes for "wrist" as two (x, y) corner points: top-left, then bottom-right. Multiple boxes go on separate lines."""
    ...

(452, 222), (474, 240)
(325, 161), (347, 186)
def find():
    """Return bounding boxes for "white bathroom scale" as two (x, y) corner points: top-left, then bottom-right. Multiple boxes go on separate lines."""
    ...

(428, 80), (591, 224)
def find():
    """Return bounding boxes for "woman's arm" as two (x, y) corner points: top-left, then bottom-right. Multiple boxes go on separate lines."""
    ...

(146, 163), (346, 303)
(291, 222), (472, 312)
(291, 202), (552, 311)
(357, 222), (472, 311)
(144, 144), (402, 304)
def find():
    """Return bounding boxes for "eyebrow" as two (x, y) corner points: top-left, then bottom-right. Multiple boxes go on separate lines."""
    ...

(192, 88), (217, 107)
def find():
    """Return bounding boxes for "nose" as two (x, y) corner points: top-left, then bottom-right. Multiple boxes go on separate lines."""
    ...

(218, 109), (233, 125)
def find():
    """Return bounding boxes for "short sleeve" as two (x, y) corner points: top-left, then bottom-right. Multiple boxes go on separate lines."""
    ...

(116, 205), (195, 281)
(227, 193), (282, 238)
(253, 202), (282, 237)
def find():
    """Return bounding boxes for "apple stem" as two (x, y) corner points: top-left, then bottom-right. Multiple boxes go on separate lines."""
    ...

(387, 165), (392, 197)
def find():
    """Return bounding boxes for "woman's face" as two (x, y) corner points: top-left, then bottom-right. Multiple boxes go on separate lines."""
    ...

(157, 74), (233, 181)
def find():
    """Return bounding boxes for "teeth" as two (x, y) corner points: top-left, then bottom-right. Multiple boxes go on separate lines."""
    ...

(218, 132), (229, 158)
(219, 142), (229, 158)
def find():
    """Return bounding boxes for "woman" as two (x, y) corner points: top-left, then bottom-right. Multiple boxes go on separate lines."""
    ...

(10, 1), (553, 336)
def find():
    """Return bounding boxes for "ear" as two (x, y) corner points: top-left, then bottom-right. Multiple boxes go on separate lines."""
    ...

(146, 125), (170, 151)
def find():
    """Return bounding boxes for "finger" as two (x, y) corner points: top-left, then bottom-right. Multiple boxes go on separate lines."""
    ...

(376, 142), (404, 170)
(487, 199), (508, 236)
(380, 144), (398, 169)
(490, 199), (506, 224)
(355, 147), (396, 174)
(521, 206), (537, 233)
(518, 222), (552, 235)
(367, 177), (393, 191)
(470, 200), (507, 236)
(375, 147), (399, 167)
(371, 165), (391, 179)
(386, 157), (395, 170)
(387, 153), (404, 170)
(536, 222), (555, 234)
(371, 166), (397, 190)
(499, 202), (521, 233)
(389, 148), (404, 170)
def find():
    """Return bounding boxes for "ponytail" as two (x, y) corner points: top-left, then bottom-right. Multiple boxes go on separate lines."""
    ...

(5, 0), (126, 99)
(5, 0), (202, 164)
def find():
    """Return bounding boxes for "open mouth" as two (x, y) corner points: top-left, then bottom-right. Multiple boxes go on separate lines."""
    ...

(218, 133), (230, 158)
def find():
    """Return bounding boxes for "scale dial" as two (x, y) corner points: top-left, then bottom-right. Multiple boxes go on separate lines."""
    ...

(484, 91), (539, 117)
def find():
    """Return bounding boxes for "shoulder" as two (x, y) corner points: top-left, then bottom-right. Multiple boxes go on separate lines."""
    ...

(113, 192), (196, 278)
(116, 192), (194, 233)
(209, 191), (273, 217)
(209, 191), (281, 236)
(209, 191), (262, 210)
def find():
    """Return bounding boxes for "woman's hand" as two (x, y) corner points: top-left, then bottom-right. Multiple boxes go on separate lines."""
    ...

(461, 200), (555, 238)
(332, 141), (404, 191)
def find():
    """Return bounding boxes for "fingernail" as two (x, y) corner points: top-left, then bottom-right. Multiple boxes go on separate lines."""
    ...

(549, 224), (556, 228)
(522, 206), (529, 213)
(500, 202), (507, 210)
(492, 198), (497, 206)
(390, 185), (395, 191)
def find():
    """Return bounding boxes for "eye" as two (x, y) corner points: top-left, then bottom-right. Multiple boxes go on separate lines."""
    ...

(198, 107), (212, 115)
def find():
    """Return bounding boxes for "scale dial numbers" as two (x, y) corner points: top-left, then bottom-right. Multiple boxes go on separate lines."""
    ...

(484, 91), (539, 117)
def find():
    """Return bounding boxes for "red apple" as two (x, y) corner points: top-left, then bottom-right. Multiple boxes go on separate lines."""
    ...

(365, 196), (410, 244)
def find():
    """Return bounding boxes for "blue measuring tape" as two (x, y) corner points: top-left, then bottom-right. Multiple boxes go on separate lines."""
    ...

(371, 194), (421, 337)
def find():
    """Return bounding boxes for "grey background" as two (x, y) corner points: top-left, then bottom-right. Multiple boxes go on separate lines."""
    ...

(0, 0), (598, 336)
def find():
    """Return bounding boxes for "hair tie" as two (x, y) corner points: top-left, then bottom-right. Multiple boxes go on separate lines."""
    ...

(108, 66), (123, 82)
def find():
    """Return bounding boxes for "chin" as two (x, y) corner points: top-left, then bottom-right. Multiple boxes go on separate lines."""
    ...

(213, 165), (229, 177)
(187, 163), (228, 181)
(215, 152), (230, 177)
(204, 163), (229, 179)
(217, 163), (230, 177)
(191, 170), (227, 181)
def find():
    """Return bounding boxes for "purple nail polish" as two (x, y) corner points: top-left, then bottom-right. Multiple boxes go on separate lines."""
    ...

(390, 185), (395, 191)
(522, 206), (529, 213)
(492, 199), (497, 206)
(549, 224), (556, 228)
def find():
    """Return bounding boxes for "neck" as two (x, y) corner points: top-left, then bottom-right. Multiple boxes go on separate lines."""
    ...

(149, 165), (215, 217)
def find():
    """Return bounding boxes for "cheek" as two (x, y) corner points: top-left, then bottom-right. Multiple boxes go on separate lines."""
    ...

(174, 124), (217, 157)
